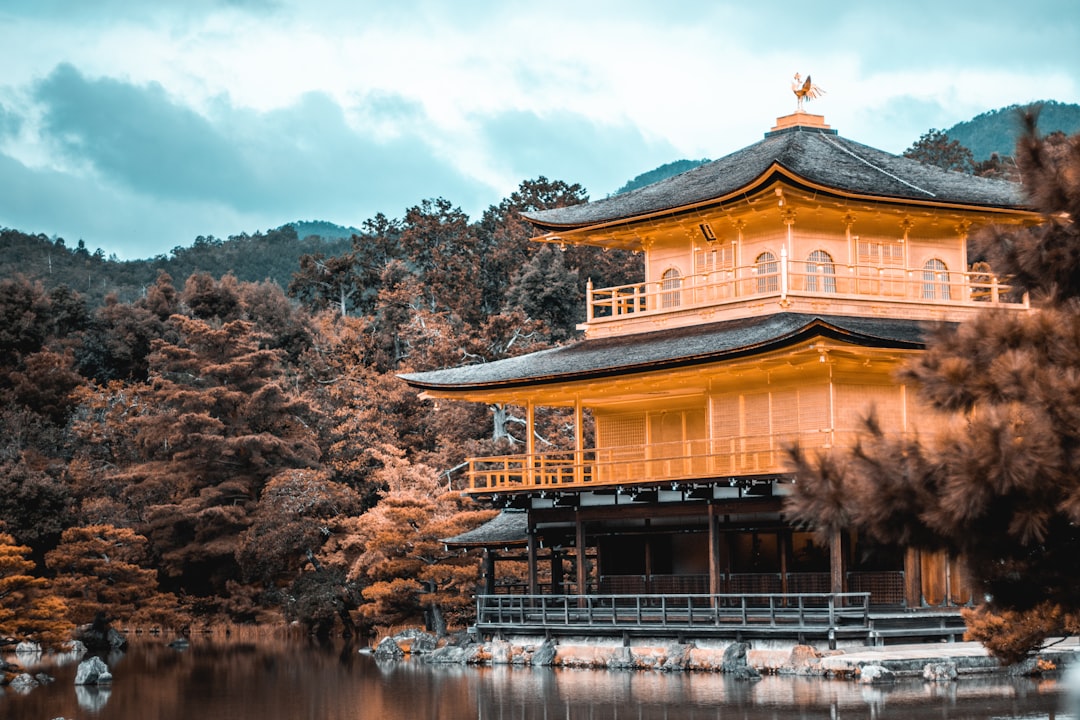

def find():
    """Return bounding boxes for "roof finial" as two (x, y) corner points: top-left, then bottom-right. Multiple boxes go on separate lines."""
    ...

(791, 73), (825, 112)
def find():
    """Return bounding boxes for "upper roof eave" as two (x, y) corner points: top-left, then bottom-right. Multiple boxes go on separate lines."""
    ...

(525, 163), (1034, 238)
(522, 128), (1030, 234)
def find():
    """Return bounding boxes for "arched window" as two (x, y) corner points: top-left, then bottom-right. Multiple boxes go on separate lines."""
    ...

(922, 258), (951, 300)
(755, 252), (778, 294)
(661, 267), (682, 308)
(806, 250), (836, 293)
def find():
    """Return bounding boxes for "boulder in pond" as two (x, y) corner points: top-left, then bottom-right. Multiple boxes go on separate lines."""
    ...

(720, 642), (751, 672)
(373, 636), (405, 661)
(15, 640), (42, 655)
(74, 657), (113, 685)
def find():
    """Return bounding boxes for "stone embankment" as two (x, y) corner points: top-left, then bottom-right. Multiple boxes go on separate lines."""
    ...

(371, 630), (1080, 683)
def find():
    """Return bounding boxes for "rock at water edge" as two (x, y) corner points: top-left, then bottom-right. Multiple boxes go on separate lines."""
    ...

(721, 642), (751, 672)
(859, 665), (895, 684)
(373, 637), (405, 661)
(923, 662), (958, 682)
(74, 657), (112, 685)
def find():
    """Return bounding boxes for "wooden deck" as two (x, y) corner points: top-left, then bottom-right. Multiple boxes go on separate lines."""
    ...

(474, 593), (967, 647)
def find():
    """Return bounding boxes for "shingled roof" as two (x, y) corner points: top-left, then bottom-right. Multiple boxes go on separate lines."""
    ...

(442, 510), (528, 548)
(400, 313), (933, 392)
(524, 124), (1026, 229)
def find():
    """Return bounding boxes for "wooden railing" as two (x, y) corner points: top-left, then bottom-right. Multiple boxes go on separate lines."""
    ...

(598, 572), (905, 605)
(475, 592), (871, 638)
(466, 433), (837, 492)
(587, 259), (1026, 323)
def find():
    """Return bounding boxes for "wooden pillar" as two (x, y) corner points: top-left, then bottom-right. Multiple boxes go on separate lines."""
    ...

(574, 396), (584, 486)
(708, 505), (722, 596)
(527, 523), (539, 596)
(550, 550), (564, 595)
(526, 400), (535, 487)
(779, 529), (789, 596)
(904, 547), (922, 608)
(575, 513), (587, 599)
(829, 527), (844, 595)
(482, 549), (496, 596)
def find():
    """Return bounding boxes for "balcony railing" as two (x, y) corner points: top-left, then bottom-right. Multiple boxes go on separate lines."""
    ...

(465, 433), (839, 493)
(475, 592), (872, 640)
(586, 258), (1026, 323)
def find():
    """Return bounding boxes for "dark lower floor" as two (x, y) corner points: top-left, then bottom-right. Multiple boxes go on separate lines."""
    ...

(478, 497), (972, 609)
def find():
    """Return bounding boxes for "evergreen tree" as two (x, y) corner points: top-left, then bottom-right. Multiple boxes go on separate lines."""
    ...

(904, 129), (976, 173)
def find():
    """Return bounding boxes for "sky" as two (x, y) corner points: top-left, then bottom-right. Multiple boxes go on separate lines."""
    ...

(0, 1), (1077, 260)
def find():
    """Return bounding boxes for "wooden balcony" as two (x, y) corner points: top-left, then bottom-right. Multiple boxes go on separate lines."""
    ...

(465, 433), (837, 494)
(585, 257), (1027, 333)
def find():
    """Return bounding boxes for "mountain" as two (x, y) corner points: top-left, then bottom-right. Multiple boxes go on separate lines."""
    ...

(943, 101), (1080, 160)
(613, 158), (711, 195)
(291, 220), (363, 241)
(0, 224), (354, 307)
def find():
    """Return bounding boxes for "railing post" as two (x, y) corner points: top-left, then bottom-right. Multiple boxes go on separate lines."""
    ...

(586, 278), (594, 322)
(780, 245), (789, 301)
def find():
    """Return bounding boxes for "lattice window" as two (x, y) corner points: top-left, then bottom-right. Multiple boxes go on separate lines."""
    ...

(806, 250), (837, 293)
(661, 267), (682, 308)
(695, 244), (734, 274)
(596, 413), (646, 448)
(754, 252), (778, 293)
(857, 240), (904, 266)
(922, 258), (951, 300)
(834, 384), (903, 432)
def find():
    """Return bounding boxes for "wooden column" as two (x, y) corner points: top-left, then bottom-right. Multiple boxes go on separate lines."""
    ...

(482, 549), (496, 596)
(527, 523), (539, 596)
(829, 527), (845, 595)
(526, 400), (535, 487)
(779, 530), (789, 596)
(574, 396), (584, 486)
(904, 547), (922, 608)
(550, 550), (564, 595)
(708, 505), (722, 596)
(575, 513), (587, 600)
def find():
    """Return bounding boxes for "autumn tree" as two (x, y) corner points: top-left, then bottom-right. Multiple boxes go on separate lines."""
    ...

(787, 116), (1080, 663)
(45, 525), (184, 628)
(74, 309), (321, 604)
(0, 532), (72, 648)
(326, 446), (495, 636)
(904, 128), (976, 173)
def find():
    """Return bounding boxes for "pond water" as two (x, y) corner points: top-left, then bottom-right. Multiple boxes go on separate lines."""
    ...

(1, 638), (1075, 720)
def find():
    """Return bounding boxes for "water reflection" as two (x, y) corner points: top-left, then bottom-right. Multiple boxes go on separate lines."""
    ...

(1, 639), (1071, 720)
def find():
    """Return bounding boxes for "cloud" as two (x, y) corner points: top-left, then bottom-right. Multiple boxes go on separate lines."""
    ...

(35, 64), (252, 206)
(479, 109), (682, 198)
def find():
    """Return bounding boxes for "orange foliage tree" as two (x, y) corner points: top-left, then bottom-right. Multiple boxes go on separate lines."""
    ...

(322, 446), (495, 636)
(45, 525), (184, 628)
(0, 531), (72, 648)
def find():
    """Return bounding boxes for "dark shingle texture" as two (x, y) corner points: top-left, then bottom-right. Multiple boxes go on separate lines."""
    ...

(401, 314), (933, 391)
(524, 126), (1026, 229)
(442, 510), (528, 547)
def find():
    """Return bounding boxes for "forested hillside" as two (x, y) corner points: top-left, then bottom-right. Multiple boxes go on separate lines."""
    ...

(0, 177), (642, 641)
(0, 226), (353, 308)
(944, 101), (1080, 160)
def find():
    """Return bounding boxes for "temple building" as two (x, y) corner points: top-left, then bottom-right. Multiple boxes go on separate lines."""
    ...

(401, 108), (1036, 619)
